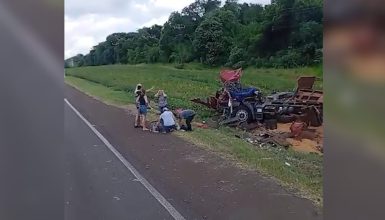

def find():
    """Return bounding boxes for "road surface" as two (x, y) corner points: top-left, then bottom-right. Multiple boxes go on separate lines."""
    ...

(65, 84), (322, 220)
(65, 102), (175, 220)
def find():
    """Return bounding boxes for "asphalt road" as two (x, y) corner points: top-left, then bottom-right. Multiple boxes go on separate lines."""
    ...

(65, 102), (175, 220)
(65, 85), (322, 220)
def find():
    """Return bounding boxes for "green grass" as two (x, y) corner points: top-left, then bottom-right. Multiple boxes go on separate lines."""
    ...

(66, 76), (133, 105)
(176, 127), (322, 202)
(65, 64), (323, 205)
(65, 63), (321, 118)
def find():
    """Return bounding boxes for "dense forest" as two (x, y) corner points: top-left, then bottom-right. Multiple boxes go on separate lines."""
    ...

(65, 0), (323, 69)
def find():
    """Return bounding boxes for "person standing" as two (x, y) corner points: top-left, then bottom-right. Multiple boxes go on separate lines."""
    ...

(175, 109), (196, 131)
(134, 83), (154, 97)
(134, 84), (144, 127)
(134, 83), (154, 127)
(136, 89), (150, 131)
(155, 90), (168, 114)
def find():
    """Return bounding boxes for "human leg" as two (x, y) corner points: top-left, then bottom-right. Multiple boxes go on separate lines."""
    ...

(186, 114), (195, 131)
(142, 114), (149, 131)
(139, 105), (149, 131)
(134, 112), (140, 128)
(186, 118), (192, 131)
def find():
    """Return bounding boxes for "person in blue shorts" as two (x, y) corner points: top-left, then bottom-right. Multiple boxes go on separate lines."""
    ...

(136, 89), (150, 131)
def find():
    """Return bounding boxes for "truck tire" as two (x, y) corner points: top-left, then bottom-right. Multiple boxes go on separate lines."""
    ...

(232, 105), (252, 123)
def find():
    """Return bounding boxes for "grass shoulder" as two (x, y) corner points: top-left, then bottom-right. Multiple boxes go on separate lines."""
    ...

(65, 75), (323, 206)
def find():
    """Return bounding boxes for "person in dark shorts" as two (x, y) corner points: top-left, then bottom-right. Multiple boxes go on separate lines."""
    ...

(175, 109), (196, 131)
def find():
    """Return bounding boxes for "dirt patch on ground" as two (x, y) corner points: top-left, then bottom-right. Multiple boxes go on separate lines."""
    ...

(199, 118), (324, 155)
(277, 123), (323, 154)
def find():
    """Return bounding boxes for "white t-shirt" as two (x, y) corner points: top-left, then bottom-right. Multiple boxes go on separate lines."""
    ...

(160, 111), (175, 126)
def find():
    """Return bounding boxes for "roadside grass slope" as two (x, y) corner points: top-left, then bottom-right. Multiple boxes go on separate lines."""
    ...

(65, 63), (322, 118)
(65, 64), (323, 205)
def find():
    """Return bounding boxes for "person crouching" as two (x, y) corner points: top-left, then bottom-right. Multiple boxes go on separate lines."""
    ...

(175, 109), (196, 131)
(157, 107), (179, 133)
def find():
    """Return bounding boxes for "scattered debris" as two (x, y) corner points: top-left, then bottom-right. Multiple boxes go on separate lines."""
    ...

(191, 69), (323, 128)
(113, 196), (121, 201)
(285, 162), (291, 167)
(234, 120), (322, 153)
(189, 68), (323, 154)
(194, 122), (209, 129)
(290, 120), (306, 140)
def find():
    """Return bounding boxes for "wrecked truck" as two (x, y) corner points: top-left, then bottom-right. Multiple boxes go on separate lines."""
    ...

(191, 68), (323, 127)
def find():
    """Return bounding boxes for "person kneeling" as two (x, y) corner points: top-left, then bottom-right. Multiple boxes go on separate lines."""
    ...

(157, 107), (179, 133)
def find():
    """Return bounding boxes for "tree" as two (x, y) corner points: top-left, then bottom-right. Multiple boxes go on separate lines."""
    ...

(74, 0), (323, 68)
(239, 3), (263, 24)
(160, 11), (197, 62)
(223, 0), (241, 21)
(227, 46), (246, 67)
(194, 9), (239, 66)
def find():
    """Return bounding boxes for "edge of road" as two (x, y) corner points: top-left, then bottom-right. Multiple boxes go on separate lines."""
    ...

(65, 98), (186, 220)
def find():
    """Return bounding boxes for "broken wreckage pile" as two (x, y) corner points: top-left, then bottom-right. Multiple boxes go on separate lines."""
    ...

(191, 68), (323, 153)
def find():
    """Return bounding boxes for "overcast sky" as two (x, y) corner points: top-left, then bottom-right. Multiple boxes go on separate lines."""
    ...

(65, 0), (271, 58)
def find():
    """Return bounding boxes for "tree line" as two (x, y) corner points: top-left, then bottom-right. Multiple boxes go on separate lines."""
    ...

(65, 0), (322, 69)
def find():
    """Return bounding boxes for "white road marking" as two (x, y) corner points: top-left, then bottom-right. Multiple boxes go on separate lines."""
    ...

(64, 98), (185, 220)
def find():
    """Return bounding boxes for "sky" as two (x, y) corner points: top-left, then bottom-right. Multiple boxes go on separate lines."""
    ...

(65, 0), (271, 59)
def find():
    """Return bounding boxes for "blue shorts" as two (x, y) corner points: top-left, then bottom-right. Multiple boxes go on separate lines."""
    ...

(139, 105), (147, 115)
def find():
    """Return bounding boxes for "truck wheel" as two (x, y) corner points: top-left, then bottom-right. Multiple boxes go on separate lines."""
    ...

(232, 105), (252, 123)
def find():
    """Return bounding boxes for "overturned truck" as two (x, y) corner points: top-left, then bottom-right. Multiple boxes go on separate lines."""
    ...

(191, 68), (323, 128)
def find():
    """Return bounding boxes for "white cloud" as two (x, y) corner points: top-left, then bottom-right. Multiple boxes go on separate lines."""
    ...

(65, 0), (271, 59)
(142, 15), (170, 27)
(149, 0), (194, 10)
(65, 14), (134, 58)
(134, 3), (149, 12)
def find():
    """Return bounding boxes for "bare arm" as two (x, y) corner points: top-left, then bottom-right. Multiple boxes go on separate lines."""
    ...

(144, 95), (152, 108)
(144, 96), (148, 104)
(146, 86), (155, 93)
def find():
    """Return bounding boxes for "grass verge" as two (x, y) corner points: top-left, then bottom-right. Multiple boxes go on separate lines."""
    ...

(65, 74), (323, 206)
(65, 64), (322, 118)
